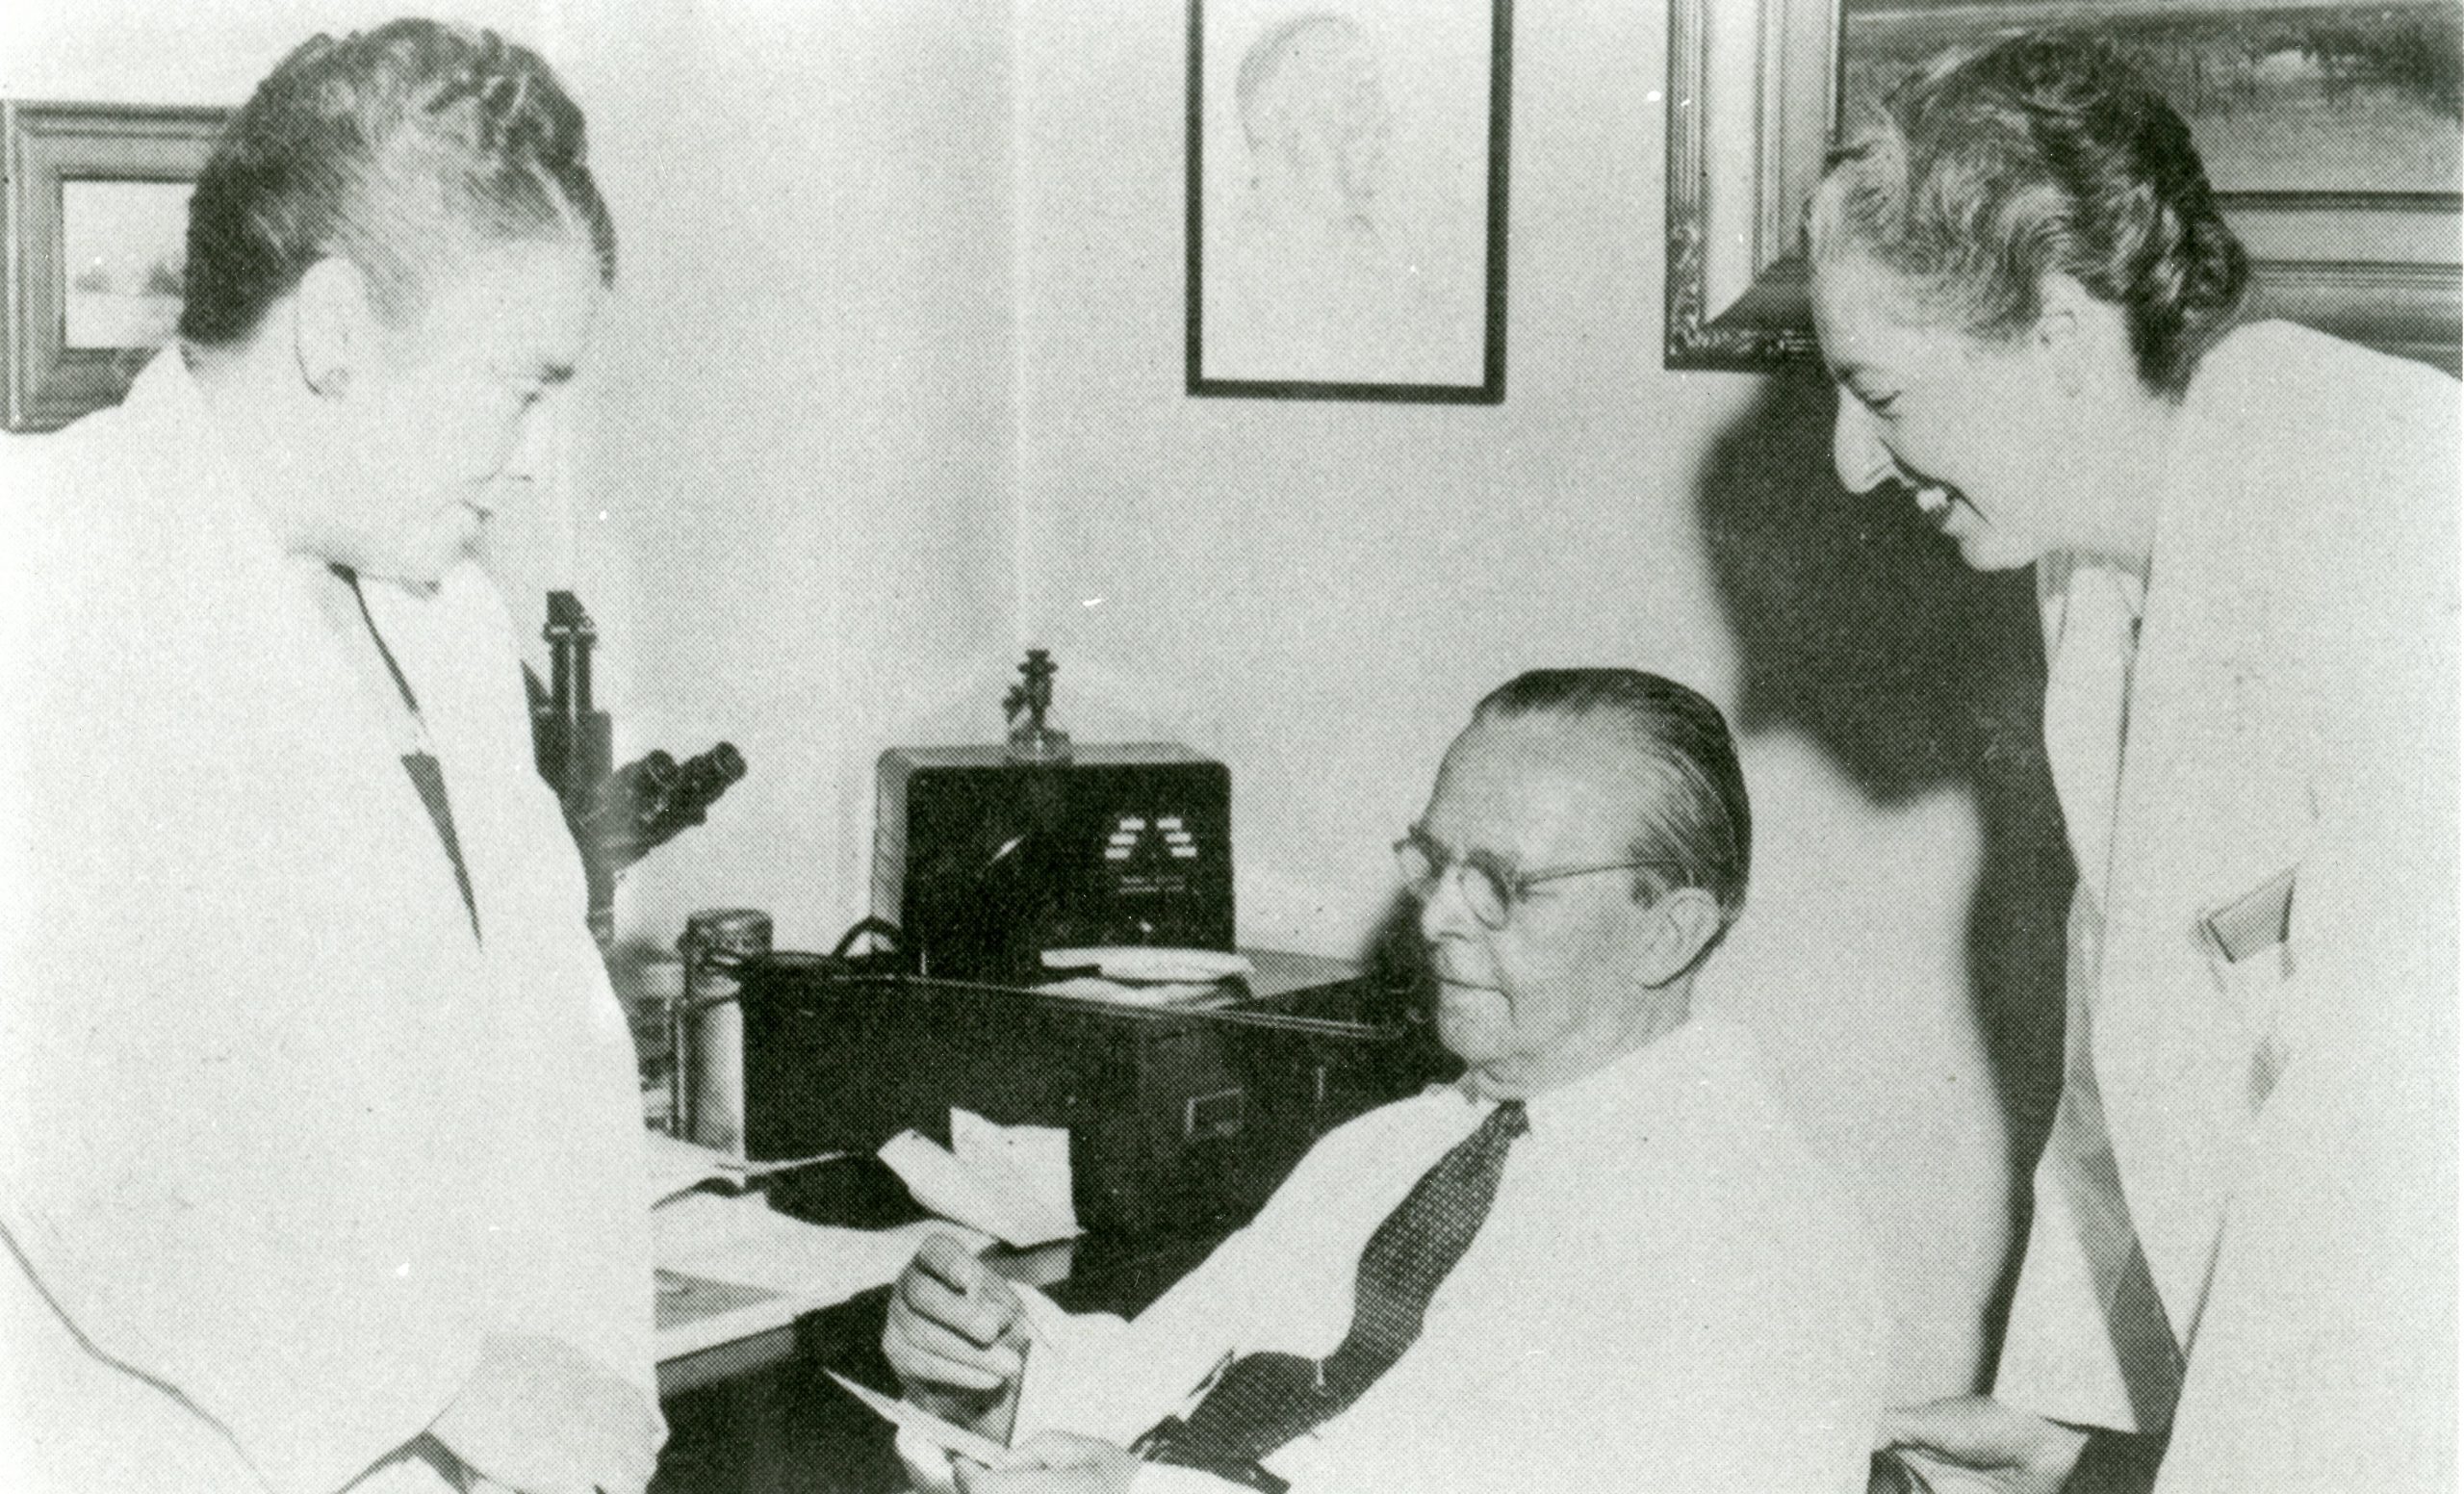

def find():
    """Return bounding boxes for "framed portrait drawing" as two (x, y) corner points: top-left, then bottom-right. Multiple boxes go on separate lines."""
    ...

(1666, 0), (2462, 374)
(5, 101), (228, 432)
(1188, 0), (1512, 402)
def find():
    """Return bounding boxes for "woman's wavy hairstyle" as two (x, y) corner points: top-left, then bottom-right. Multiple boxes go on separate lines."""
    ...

(181, 18), (613, 348)
(1809, 32), (2248, 396)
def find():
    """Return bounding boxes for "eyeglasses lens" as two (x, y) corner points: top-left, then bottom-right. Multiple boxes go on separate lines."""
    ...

(1395, 838), (1510, 930)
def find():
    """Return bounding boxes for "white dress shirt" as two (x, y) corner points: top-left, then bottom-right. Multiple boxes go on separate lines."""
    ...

(959, 1014), (1884, 1494)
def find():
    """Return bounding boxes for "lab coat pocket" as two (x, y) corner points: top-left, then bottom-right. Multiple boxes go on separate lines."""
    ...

(2194, 865), (2297, 1108)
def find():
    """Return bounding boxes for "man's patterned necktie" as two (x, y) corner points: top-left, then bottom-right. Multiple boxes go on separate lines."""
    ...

(1133, 1099), (1529, 1486)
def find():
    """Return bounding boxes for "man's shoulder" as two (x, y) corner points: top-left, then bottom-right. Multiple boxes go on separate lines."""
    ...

(1577, 1018), (1877, 1251)
(1308, 1080), (1467, 1151)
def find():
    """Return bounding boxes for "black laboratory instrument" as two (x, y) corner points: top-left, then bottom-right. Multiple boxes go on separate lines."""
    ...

(527, 590), (746, 945)
(872, 650), (1233, 981)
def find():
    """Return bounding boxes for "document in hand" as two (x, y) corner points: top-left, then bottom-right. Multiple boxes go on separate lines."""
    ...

(879, 1109), (1080, 1249)
(827, 1371), (1028, 1470)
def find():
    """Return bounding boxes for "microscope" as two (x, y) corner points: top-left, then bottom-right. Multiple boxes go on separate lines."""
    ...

(529, 591), (746, 945)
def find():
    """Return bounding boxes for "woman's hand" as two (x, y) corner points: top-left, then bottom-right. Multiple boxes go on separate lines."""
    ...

(1879, 1396), (2091, 1494)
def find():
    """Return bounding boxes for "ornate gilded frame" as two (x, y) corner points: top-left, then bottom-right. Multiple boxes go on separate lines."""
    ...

(1664, 0), (2463, 374)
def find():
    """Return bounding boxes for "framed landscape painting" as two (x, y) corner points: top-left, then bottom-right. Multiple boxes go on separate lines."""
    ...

(5, 101), (227, 431)
(1667, 0), (2461, 373)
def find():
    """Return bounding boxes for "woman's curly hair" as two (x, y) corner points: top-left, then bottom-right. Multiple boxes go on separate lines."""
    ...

(1810, 32), (2248, 396)
(181, 18), (613, 347)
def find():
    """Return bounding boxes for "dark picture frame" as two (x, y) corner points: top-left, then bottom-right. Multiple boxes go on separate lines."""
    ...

(4, 101), (228, 432)
(1665, 0), (2462, 374)
(1188, 0), (1512, 402)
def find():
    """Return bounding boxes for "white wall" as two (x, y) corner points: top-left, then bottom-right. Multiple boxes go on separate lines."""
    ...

(556, 1), (1020, 953)
(1013, 0), (2015, 1397)
(0, 1), (545, 102)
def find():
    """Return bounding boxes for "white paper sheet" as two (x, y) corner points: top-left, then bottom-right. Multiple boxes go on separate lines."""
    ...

(879, 1119), (1080, 1249)
(644, 1127), (851, 1210)
(952, 1109), (1080, 1238)
(827, 1371), (1027, 1469)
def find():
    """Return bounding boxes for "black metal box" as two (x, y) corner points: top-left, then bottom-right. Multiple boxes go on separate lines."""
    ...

(873, 743), (1233, 981)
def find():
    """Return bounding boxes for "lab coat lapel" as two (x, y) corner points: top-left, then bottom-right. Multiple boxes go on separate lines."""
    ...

(235, 579), (496, 1030)
(4, 353), (510, 1487)
(360, 567), (656, 1386)
(2091, 412), (2308, 1354)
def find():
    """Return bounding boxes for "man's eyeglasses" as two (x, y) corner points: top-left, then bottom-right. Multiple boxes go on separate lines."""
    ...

(1393, 832), (1681, 932)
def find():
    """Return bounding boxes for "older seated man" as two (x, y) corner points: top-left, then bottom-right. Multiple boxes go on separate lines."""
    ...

(884, 669), (1884, 1493)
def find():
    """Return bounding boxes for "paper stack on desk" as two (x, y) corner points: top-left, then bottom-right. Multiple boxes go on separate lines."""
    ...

(648, 1130), (987, 1363)
(644, 1127), (849, 1210)
(653, 1189), (990, 1361)
(1037, 946), (1253, 1007)
(879, 1109), (1081, 1249)
(1041, 946), (1253, 982)
(646, 1129), (751, 1209)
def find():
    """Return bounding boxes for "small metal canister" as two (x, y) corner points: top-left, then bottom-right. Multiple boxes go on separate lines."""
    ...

(677, 908), (772, 1155)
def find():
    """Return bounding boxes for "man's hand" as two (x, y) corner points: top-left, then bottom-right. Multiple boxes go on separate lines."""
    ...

(886, 1232), (1032, 1434)
(1878, 1397), (2091, 1494)
(427, 1334), (662, 1494)
(954, 1432), (1140, 1494)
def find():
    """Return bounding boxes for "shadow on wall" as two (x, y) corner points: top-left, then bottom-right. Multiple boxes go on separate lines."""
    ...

(1357, 892), (1470, 1090)
(1695, 366), (2076, 1362)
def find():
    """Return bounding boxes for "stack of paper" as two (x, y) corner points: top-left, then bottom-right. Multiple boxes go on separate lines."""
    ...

(646, 1130), (750, 1209)
(645, 1127), (849, 1210)
(1035, 947), (1253, 1008)
(1040, 947), (1254, 982)
(654, 1188), (991, 1361)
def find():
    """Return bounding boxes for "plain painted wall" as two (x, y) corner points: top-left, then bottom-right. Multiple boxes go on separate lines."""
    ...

(0, 1), (546, 102)
(556, 1), (1020, 955)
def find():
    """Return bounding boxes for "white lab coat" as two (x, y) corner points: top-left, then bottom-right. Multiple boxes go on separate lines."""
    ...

(939, 1016), (1884, 1494)
(0, 353), (657, 1494)
(1993, 323), (2459, 1488)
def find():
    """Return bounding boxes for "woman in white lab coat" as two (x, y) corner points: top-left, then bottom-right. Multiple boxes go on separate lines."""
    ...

(1806, 33), (2457, 1494)
(0, 21), (660, 1494)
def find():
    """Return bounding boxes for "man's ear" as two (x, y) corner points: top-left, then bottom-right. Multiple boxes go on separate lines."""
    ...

(292, 255), (377, 399)
(1636, 886), (1724, 988)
